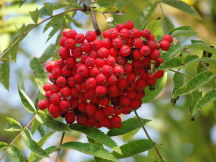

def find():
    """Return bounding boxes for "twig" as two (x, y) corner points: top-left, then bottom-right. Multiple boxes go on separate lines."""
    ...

(0, 7), (87, 58)
(55, 132), (65, 162)
(88, 0), (101, 35)
(0, 117), (35, 160)
(134, 110), (164, 161)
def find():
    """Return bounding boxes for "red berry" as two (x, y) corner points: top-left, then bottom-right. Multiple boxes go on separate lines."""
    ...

(76, 116), (87, 125)
(95, 85), (107, 96)
(107, 28), (118, 39)
(65, 112), (75, 124)
(96, 73), (106, 85)
(111, 115), (122, 128)
(48, 104), (60, 118)
(130, 28), (141, 38)
(59, 100), (70, 113)
(162, 34), (173, 43)
(72, 47), (82, 58)
(119, 28), (130, 39)
(103, 106), (115, 116)
(60, 86), (71, 97)
(102, 39), (112, 48)
(90, 67), (100, 77)
(95, 58), (105, 68)
(133, 38), (143, 48)
(45, 61), (55, 73)
(85, 57), (95, 67)
(106, 56), (116, 66)
(56, 76), (67, 87)
(160, 40), (170, 51)
(50, 93), (61, 104)
(64, 38), (75, 49)
(80, 42), (91, 52)
(154, 70), (164, 79)
(86, 103), (96, 116)
(77, 64), (88, 77)
(101, 65), (113, 76)
(113, 65), (124, 77)
(43, 83), (51, 91)
(75, 33), (85, 43)
(140, 45), (151, 56)
(94, 110), (105, 121)
(86, 77), (97, 89)
(85, 31), (97, 42)
(98, 47), (109, 58)
(107, 75), (117, 85)
(120, 45), (131, 56)
(112, 38), (123, 48)
(59, 47), (70, 59)
(124, 21), (134, 29)
(92, 39), (103, 50)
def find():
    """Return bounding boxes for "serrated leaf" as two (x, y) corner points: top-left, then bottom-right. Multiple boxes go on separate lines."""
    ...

(61, 142), (117, 162)
(192, 90), (216, 117)
(31, 120), (40, 134)
(0, 52), (10, 90)
(122, 128), (140, 141)
(5, 117), (23, 132)
(191, 90), (202, 108)
(38, 131), (55, 146)
(30, 8), (39, 24)
(46, 24), (61, 42)
(162, 44), (187, 61)
(7, 145), (25, 162)
(69, 124), (121, 154)
(38, 111), (71, 132)
(108, 118), (149, 136)
(142, 72), (167, 103)
(39, 44), (57, 63)
(10, 43), (19, 62)
(188, 41), (216, 55)
(162, 16), (174, 34)
(18, 78), (37, 113)
(30, 58), (48, 95)
(0, 142), (8, 150)
(113, 139), (155, 159)
(168, 26), (197, 37)
(159, 55), (199, 69)
(28, 146), (57, 162)
(21, 128), (49, 157)
(173, 71), (215, 97)
(142, 2), (158, 27)
(161, 0), (201, 19)
(43, 15), (64, 32)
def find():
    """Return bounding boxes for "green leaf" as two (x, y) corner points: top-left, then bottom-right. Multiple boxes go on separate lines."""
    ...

(38, 131), (56, 146)
(7, 145), (25, 162)
(44, 3), (54, 15)
(188, 41), (216, 55)
(122, 128), (140, 141)
(142, 2), (158, 27)
(173, 71), (215, 97)
(162, 44), (187, 61)
(168, 26), (197, 37)
(10, 43), (19, 62)
(38, 111), (71, 132)
(28, 146), (57, 162)
(192, 89), (216, 117)
(5, 117), (23, 132)
(142, 72), (167, 103)
(46, 24), (61, 42)
(159, 55), (199, 69)
(30, 58), (48, 95)
(162, 16), (174, 34)
(69, 124), (121, 154)
(61, 142), (117, 162)
(31, 120), (40, 134)
(30, 8), (39, 24)
(0, 52), (10, 90)
(18, 78), (37, 113)
(113, 139), (155, 159)
(145, 19), (162, 37)
(161, 0), (201, 19)
(214, 100), (216, 120)
(21, 128), (49, 157)
(108, 118), (149, 136)
(191, 90), (202, 108)
(0, 142), (8, 150)
(39, 44), (57, 63)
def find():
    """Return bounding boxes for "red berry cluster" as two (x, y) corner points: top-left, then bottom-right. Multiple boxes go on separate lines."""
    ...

(37, 21), (173, 129)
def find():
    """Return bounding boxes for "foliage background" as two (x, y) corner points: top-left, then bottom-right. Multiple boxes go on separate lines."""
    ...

(0, 0), (216, 161)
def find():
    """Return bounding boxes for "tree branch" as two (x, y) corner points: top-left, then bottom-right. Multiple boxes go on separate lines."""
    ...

(0, 117), (35, 160)
(134, 110), (164, 161)
(55, 132), (65, 162)
(0, 7), (87, 58)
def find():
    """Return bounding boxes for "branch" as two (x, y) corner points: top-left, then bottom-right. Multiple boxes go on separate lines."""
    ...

(55, 132), (65, 162)
(134, 110), (164, 161)
(0, 117), (35, 160)
(0, 7), (87, 58)
(88, 1), (101, 35)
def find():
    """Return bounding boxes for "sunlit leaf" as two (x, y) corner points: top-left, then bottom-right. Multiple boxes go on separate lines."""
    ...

(173, 71), (215, 97)
(142, 2), (158, 27)
(5, 117), (23, 132)
(108, 118), (149, 136)
(161, 0), (201, 19)
(7, 145), (25, 162)
(162, 16), (174, 34)
(0, 142), (8, 150)
(61, 142), (117, 161)
(0, 52), (10, 90)
(21, 128), (49, 157)
(30, 8), (39, 24)
(168, 26), (197, 37)
(113, 139), (155, 159)
(18, 78), (37, 113)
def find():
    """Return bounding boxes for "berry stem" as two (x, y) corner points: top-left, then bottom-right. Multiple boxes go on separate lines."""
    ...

(55, 132), (65, 162)
(0, 117), (35, 160)
(134, 110), (164, 161)
(88, 0), (101, 36)
(0, 7), (87, 58)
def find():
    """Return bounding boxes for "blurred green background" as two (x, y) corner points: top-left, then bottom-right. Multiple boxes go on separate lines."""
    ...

(0, 0), (216, 161)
